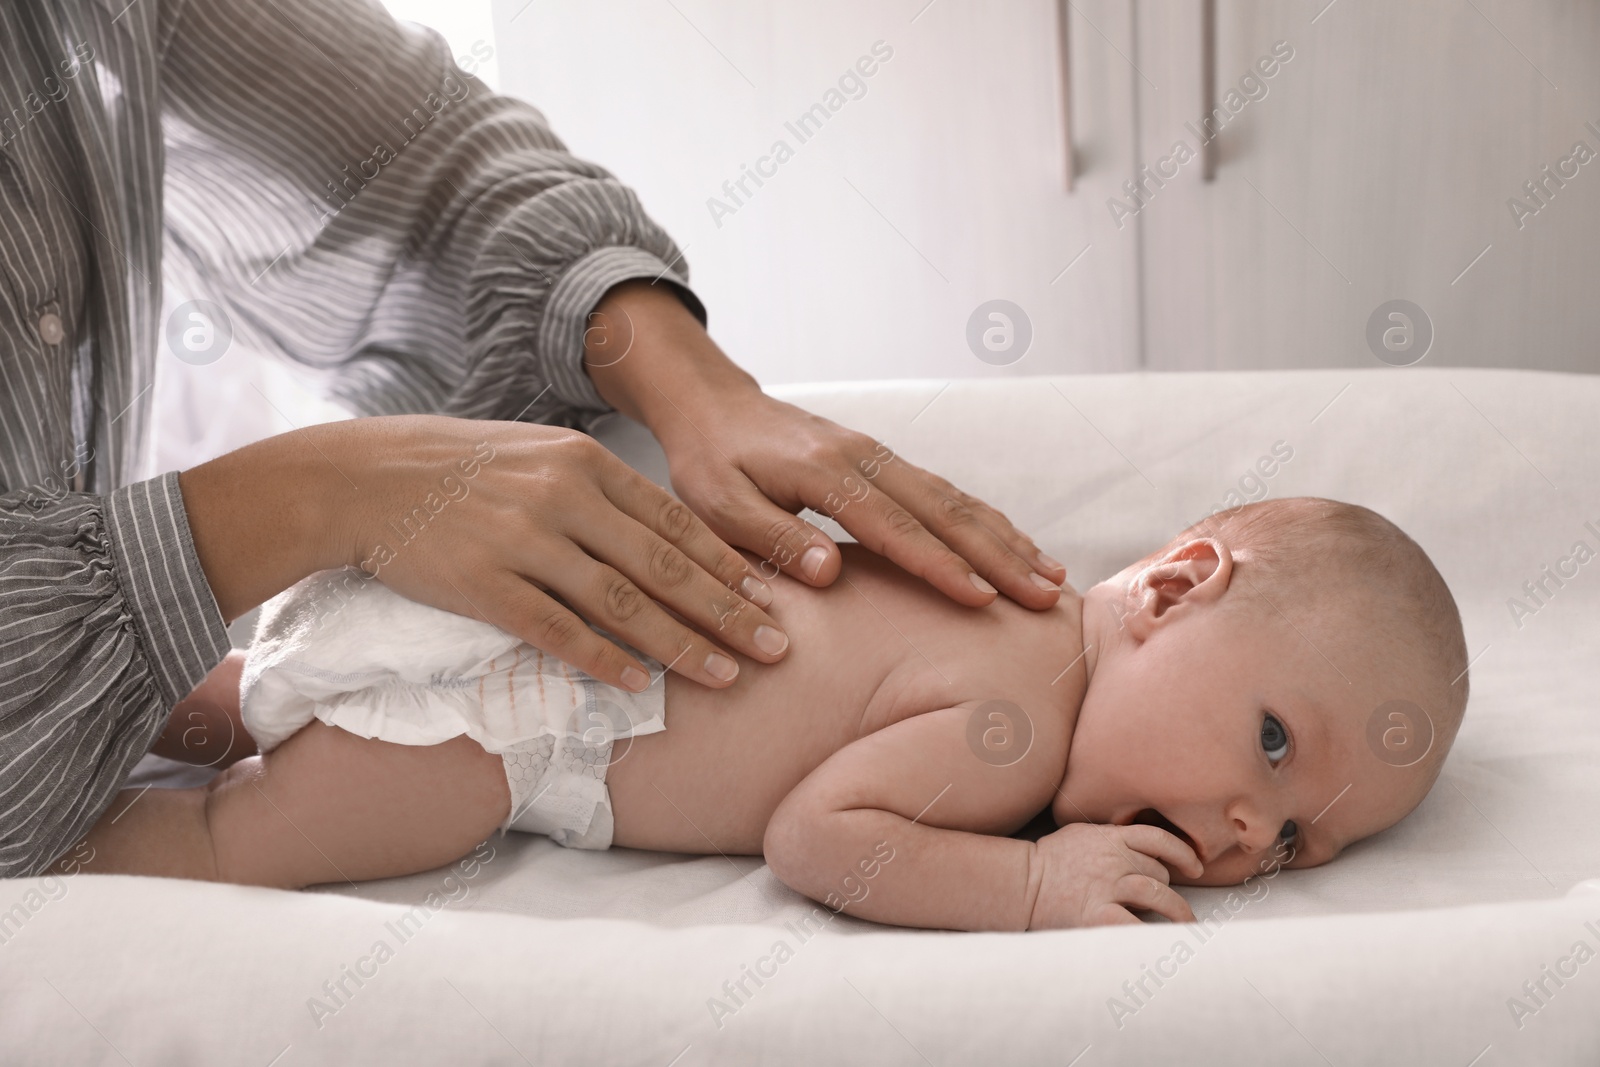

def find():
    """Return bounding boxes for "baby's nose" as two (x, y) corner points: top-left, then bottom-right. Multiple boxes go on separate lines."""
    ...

(1232, 813), (1282, 857)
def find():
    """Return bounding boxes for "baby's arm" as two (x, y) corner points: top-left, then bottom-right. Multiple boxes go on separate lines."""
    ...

(47, 722), (511, 889)
(763, 700), (1064, 931)
(764, 701), (1201, 930)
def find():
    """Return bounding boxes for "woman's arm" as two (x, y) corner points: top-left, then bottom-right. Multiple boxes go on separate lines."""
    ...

(155, 0), (1065, 613)
(157, 0), (694, 434)
(0, 477), (235, 879)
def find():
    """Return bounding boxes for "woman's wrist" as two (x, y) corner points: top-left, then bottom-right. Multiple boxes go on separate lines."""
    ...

(179, 421), (352, 624)
(582, 279), (763, 440)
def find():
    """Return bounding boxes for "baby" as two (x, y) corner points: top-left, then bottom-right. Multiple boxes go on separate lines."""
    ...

(62, 496), (1470, 930)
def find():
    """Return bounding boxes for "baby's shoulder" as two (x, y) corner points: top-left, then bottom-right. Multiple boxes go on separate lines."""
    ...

(930, 588), (1087, 730)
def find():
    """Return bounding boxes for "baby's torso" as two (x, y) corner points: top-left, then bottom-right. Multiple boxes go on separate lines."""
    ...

(605, 544), (1086, 854)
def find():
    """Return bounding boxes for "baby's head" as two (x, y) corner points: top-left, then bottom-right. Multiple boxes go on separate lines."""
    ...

(1053, 497), (1468, 887)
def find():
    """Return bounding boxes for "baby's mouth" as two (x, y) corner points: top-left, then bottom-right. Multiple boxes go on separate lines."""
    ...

(1131, 808), (1201, 859)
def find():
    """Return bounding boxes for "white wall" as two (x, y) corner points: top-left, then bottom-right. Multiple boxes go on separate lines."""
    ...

(382, 0), (501, 89)
(489, 0), (1139, 388)
(154, 0), (1141, 477)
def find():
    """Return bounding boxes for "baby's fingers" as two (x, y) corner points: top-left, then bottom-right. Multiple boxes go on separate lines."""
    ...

(1121, 824), (1204, 880)
(1088, 903), (1144, 927)
(1114, 873), (1197, 924)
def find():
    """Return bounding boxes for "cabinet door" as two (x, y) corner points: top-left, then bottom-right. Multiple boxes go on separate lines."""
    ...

(493, 0), (1143, 383)
(1136, 0), (1600, 372)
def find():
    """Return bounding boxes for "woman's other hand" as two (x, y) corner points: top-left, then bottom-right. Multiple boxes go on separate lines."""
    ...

(583, 281), (1068, 611)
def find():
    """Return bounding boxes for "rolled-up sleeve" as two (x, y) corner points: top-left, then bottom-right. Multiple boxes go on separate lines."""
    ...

(157, 0), (706, 429)
(0, 472), (231, 878)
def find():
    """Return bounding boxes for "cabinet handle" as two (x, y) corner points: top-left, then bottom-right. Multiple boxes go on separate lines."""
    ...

(1201, 0), (1217, 180)
(1057, 0), (1074, 191)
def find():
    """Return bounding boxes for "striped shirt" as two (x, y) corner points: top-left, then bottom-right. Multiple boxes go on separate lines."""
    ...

(0, 0), (703, 878)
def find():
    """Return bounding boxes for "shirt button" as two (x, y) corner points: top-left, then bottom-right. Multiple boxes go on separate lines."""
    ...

(37, 313), (65, 346)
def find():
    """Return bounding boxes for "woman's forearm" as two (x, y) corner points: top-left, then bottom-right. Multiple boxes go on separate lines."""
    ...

(178, 423), (349, 625)
(582, 279), (762, 438)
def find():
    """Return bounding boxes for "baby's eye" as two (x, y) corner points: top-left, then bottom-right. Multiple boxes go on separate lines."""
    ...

(1278, 820), (1299, 847)
(1261, 712), (1289, 763)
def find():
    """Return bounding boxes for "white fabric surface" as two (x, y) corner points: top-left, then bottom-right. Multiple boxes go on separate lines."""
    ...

(238, 564), (667, 756)
(4, 367), (1599, 1064)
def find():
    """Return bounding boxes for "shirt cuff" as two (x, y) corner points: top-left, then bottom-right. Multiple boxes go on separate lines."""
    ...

(105, 472), (234, 710)
(536, 245), (708, 414)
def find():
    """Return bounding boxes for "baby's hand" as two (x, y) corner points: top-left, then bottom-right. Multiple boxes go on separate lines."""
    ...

(1027, 822), (1203, 928)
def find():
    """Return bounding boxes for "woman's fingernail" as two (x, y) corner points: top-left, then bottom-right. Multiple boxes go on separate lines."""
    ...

(1037, 552), (1064, 573)
(753, 625), (789, 655)
(740, 574), (773, 607)
(969, 572), (997, 595)
(621, 666), (650, 692)
(801, 546), (828, 581)
(1030, 573), (1059, 592)
(704, 652), (739, 681)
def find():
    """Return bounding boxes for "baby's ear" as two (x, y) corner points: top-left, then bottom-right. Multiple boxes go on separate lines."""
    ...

(1123, 538), (1232, 639)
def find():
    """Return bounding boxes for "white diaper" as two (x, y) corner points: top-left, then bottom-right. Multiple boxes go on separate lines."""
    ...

(239, 566), (666, 849)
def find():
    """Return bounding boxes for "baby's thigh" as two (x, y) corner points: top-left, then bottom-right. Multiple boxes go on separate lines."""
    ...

(207, 721), (510, 889)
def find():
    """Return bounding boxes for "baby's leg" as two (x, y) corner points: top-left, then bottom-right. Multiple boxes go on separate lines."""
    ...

(52, 723), (512, 890)
(206, 722), (512, 889)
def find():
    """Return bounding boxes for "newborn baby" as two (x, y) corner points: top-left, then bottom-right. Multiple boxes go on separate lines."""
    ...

(77, 496), (1470, 930)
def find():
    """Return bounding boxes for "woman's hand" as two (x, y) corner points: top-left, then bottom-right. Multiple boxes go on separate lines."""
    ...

(1027, 822), (1202, 928)
(658, 392), (1066, 609)
(583, 280), (1068, 610)
(315, 414), (790, 693)
(183, 411), (787, 694)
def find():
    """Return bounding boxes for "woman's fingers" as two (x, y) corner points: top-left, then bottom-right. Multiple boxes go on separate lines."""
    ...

(756, 513), (840, 586)
(535, 547), (761, 689)
(816, 471), (980, 602)
(664, 451), (842, 589)
(930, 472), (1066, 584)
(596, 451), (779, 610)
(853, 458), (1062, 609)
(722, 426), (1060, 608)
(568, 511), (793, 679)
(473, 571), (658, 692)
(651, 397), (1063, 612)
(722, 494), (840, 589)
(489, 446), (781, 686)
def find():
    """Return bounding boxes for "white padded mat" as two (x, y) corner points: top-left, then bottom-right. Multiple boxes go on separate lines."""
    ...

(10, 367), (1599, 1065)
(132, 366), (1600, 924)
